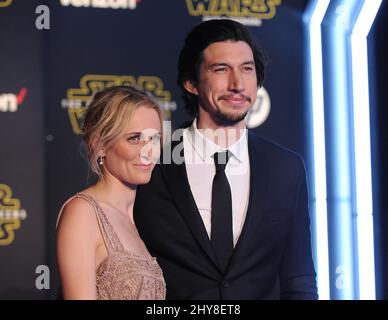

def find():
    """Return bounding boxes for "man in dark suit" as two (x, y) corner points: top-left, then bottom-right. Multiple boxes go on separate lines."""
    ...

(134, 19), (318, 299)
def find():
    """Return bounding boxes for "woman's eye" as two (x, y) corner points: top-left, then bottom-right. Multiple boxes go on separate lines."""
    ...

(151, 134), (161, 144)
(127, 135), (141, 144)
(127, 134), (160, 145)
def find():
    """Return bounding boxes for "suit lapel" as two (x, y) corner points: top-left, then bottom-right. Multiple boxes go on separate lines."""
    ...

(160, 130), (268, 275)
(226, 132), (269, 271)
(161, 138), (220, 271)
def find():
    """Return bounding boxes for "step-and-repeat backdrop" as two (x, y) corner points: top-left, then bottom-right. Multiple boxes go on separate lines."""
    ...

(0, 0), (308, 298)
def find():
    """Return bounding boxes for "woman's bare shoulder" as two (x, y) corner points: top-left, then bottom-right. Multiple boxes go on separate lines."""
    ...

(57, 195), (99, 234)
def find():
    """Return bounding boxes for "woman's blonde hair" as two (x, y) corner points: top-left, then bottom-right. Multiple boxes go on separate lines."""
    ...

(82, 85), (163, 176)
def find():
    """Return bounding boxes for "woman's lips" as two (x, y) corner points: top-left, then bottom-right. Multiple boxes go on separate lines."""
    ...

(134, 163), (153, 170)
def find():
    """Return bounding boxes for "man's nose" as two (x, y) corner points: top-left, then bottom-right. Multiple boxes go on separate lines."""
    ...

(228, 70), (244, 92)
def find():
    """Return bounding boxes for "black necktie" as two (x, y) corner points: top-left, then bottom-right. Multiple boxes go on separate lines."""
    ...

(211, 151), (233, 272)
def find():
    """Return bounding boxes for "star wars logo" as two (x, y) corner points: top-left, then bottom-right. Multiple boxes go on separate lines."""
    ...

(0, 0), (13, 8)
(0, 184), (27, 246)
(186, 0), (282, 26)
(59, 0), (141, 9)
(61, 74), (177, 135)
(0, 88), (28, 112)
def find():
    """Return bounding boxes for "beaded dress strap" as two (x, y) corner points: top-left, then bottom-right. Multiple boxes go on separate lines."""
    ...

(75, 193), (124, 253)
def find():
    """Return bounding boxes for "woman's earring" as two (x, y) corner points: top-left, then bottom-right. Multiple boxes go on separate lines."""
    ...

(97, 155), (104, 166)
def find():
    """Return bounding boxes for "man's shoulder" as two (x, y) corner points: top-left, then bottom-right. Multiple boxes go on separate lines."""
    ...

(248, 131), (305, 167)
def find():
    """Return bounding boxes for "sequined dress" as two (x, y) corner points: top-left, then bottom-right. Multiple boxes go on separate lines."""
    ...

(60, 193), (166, 300)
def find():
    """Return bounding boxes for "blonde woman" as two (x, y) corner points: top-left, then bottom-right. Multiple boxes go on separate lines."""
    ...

(56, 85), (165, 300)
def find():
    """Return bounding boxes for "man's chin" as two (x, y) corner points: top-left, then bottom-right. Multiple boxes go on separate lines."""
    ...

(215, 111), (248, 124)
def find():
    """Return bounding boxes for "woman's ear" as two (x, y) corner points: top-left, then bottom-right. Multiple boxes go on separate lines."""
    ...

(91, 136), (103, 154)
(183, 80), (198, 96)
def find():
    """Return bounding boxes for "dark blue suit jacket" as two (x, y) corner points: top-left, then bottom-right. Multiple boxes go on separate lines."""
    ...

(134, 130), (318, 299)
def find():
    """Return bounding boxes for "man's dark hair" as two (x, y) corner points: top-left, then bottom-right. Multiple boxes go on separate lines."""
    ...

(177, 19), (266, 116)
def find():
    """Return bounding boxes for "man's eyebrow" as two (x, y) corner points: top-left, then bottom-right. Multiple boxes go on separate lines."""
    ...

(207, 60), (256, 68)
(241, 60), (256, 65)
(208, 62), (229, 68)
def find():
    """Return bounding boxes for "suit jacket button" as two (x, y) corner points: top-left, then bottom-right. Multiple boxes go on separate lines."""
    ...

(222, 281), (229, 288)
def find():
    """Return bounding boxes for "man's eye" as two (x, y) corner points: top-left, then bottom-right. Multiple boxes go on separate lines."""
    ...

(243, 66), (254, 72)
(214, 67), (227, 73)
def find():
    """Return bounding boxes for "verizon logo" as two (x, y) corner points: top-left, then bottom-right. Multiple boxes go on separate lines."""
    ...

(0, 88), (27, 112)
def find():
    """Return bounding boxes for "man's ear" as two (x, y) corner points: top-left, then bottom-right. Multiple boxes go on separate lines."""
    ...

(183, 80), (198, 96)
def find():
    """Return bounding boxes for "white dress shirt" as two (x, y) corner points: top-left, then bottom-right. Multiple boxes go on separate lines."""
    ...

(183, 119), (250, 247)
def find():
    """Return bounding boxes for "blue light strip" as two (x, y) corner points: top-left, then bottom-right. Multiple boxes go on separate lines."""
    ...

(350, 0), (381, 300)
(322, 0), (361, 300)
(304, 0), (331, 300)
(305, 0), (381, 299)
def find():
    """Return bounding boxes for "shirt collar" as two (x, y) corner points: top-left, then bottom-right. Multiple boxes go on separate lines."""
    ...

(187, 118), (248, 163)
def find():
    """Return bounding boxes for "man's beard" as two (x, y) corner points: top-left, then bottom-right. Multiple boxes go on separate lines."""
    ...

(214, 94), (252, 124)
(213, 108), (249, 125)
